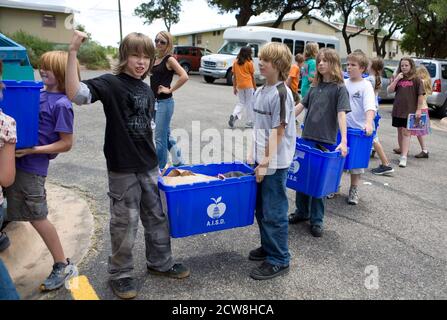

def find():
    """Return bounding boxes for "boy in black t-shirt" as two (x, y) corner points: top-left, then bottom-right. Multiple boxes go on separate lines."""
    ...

(66, 31), (190, 300)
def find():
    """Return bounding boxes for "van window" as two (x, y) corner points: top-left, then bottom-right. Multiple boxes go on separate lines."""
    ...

(327, 43), (335, 49)
(284, 39), (293, 53)
(318, 42), (325, 49)
(442, 65), (447, 79)
(421, 62), (437, 78)
(249, 44), (259, 58)
(295, 40), (304, 54)
(272, 37), (282, 43)
(218, 41), (248, 55)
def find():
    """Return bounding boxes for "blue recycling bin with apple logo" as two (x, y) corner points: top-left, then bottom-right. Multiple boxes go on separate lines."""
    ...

(158, 162), (257, 238)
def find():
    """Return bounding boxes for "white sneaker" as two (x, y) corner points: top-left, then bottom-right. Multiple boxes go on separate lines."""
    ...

(399, 156), (407, 168)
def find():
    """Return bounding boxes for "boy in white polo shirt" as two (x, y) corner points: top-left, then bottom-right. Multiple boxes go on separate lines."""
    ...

(344, 51), (376, 205)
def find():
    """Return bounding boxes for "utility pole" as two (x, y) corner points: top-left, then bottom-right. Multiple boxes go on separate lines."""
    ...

(118, 0), (123, 43)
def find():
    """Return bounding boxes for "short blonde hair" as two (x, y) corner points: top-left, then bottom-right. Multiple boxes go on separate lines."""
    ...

(259, 42), (292, 81)
(40, 51), (80, 93)
(156, 31), (174, 57)
(114, 32), (155, 79)
(314, 48), (344, 85)
(304, 42), (319, 60)
(347, 51), (369, 72)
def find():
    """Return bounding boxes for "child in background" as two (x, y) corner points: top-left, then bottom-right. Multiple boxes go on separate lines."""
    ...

(410, 66), (432, 158)
(289, 48), (350, 237)
(286, 53), (304, 103)
(344, 51), (376, 205)
(5, 51), (78, 292)
(248, 42), (296, 280)
(66, 31), (190, 299)
(228, 46), (256, 129)
(0, 59), (20, 300)
(368, 58), (395, 176)
(388, 57), (425, 168)
(300, 42), (319, 99)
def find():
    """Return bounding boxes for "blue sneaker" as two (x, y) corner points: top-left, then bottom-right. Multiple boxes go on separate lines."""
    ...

(40, 258), (74, 292)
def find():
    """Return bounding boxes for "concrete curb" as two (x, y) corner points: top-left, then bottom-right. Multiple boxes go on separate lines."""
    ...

(0, 183), (94, 299)
(440, 117), (447, 129)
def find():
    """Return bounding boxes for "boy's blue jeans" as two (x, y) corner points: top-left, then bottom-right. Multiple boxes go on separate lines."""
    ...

(256, 168), (290, 267)
(294, 192), (325, 227)
(155, 98), (184, 169)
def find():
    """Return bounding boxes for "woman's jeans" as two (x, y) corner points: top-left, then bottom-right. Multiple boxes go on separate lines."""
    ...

(155, 98), (184, 169)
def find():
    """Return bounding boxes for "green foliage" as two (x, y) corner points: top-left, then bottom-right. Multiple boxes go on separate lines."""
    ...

(134, 0), (182, 32)
(5, 30), (53, 68)
(78, 40), (111, 70)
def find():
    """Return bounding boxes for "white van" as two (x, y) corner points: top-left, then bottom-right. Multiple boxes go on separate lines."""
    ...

(199, 26), (340, 85)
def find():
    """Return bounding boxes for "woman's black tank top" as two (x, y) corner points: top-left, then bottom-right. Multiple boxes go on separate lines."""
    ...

(150, 55), (174, 100)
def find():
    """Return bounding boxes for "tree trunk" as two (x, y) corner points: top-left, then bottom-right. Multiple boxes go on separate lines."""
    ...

(343, 31), (352, 54)
(271, 11), (288, 28)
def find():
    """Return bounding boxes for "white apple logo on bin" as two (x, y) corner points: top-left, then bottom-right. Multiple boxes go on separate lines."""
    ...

(289, 160), (300, 174)
(207, 197), (226, 219)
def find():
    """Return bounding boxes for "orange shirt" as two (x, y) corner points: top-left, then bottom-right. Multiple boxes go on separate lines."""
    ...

(288, 64), (300, 93)
(233, 60), (255, 89)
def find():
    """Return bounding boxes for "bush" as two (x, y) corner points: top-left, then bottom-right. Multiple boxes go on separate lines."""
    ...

(78, 40), (111, 70)
(5, 30), (53, 68)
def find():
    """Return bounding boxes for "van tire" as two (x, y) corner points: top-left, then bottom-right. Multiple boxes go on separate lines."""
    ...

(437, 100), (447, 117)
(226, 69), (233, 86)
(204, 76), (215, 84)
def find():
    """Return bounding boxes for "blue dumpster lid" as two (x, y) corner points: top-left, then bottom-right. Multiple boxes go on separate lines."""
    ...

(0, 33), (26, 50)
(2, 80), (43, 88)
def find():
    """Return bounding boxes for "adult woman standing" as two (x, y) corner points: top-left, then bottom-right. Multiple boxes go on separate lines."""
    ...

(151, 31), (189, 169)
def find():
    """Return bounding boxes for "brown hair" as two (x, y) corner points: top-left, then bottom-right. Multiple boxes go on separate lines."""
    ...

(416, 65), (432, 96)
(396, 56), (417, 80)
(313, 48), (344, 85)
(155, 31), (174, 58)
(304, 42), (319, 60)
(295, 53), (304, 64)
(114, 32), (155, 79)
(370, 57), (384, 91)
(237, 46), (253, 65)
(40, 51), (80, 93)
(259, 42), (293, 81)
(347, 51), (369, 72)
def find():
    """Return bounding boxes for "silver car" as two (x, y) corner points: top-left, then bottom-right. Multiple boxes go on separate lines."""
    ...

(378, 66), (396, 101)
(414, 58), (447, 117)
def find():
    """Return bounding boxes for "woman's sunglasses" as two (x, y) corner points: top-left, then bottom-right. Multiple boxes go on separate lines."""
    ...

(155, 39), (167, 45)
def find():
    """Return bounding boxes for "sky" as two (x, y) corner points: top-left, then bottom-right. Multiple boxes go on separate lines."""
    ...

(13, 0), (286, 46)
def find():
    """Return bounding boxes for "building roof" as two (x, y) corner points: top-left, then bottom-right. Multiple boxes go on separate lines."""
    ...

(0, 0), (77, 14)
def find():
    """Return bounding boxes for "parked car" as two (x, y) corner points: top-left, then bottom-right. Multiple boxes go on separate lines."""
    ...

(173, 46), (212, 74)
(414, 58), (447, 117)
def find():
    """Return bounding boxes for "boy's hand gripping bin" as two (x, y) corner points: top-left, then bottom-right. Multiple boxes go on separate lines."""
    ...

(1, 80), (43, 149)
(286, 138), (346, 198)
(158, 162), (257, 238)
(338, 128), (375, 170)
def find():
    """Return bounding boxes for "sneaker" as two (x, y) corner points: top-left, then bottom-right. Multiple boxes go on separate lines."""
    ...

(393, 148), (401, 155)
(245, 122), (253, 128)
(40, 258), (74, 292)
(288, 213), (309, 224)
(250, 261), (289, 280)
(348, 187), (359, 205)
(415, 151), (429, 159)
(109, 277), (137, 300)
(249, 247), (267, 261)
(228, 115), (237, 128)
(399, 156), (407, 168)
(310, 225), (323, 237)
(371, 165), (395, 175)
(0, 232), (11, 252)
(327, 193), (336, 199)
(147, 263), (190, 279)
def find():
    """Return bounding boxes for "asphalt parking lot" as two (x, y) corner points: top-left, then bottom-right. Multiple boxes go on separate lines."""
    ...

(44, 71), (446, 300)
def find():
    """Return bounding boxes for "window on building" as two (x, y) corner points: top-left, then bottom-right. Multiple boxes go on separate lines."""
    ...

(272, 37), (282, 43)
(213, 31), (216, 36)
(42, 14), (56, 28)
(294, 40), (304, 54)
(284, 39), (293, 53)
(197, 34), (202, 45)
(217, 30), (221, 36)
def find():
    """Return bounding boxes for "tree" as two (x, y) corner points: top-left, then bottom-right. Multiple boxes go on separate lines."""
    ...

(207, 0), (270, 26)
(267, 0), (329, 29)
(322, 0), (369, 54)
(134, 0), (182, 32)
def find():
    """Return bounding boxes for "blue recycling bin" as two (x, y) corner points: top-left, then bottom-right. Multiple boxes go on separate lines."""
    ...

(286, 138), (346, 198)
(0, 33), (34, 81)
(1, 80), (43, 149)
(158, 162), (257, 238)
(338, 128), (375, 170)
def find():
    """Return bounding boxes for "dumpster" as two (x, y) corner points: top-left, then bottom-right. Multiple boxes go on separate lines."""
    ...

(0, 33), (34, 81)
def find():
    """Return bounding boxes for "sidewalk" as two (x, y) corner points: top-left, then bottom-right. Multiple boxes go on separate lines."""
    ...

(0, 183), (94, 299)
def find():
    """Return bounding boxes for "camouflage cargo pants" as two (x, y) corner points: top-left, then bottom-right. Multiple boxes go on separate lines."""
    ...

(107, 168), (173, 280)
